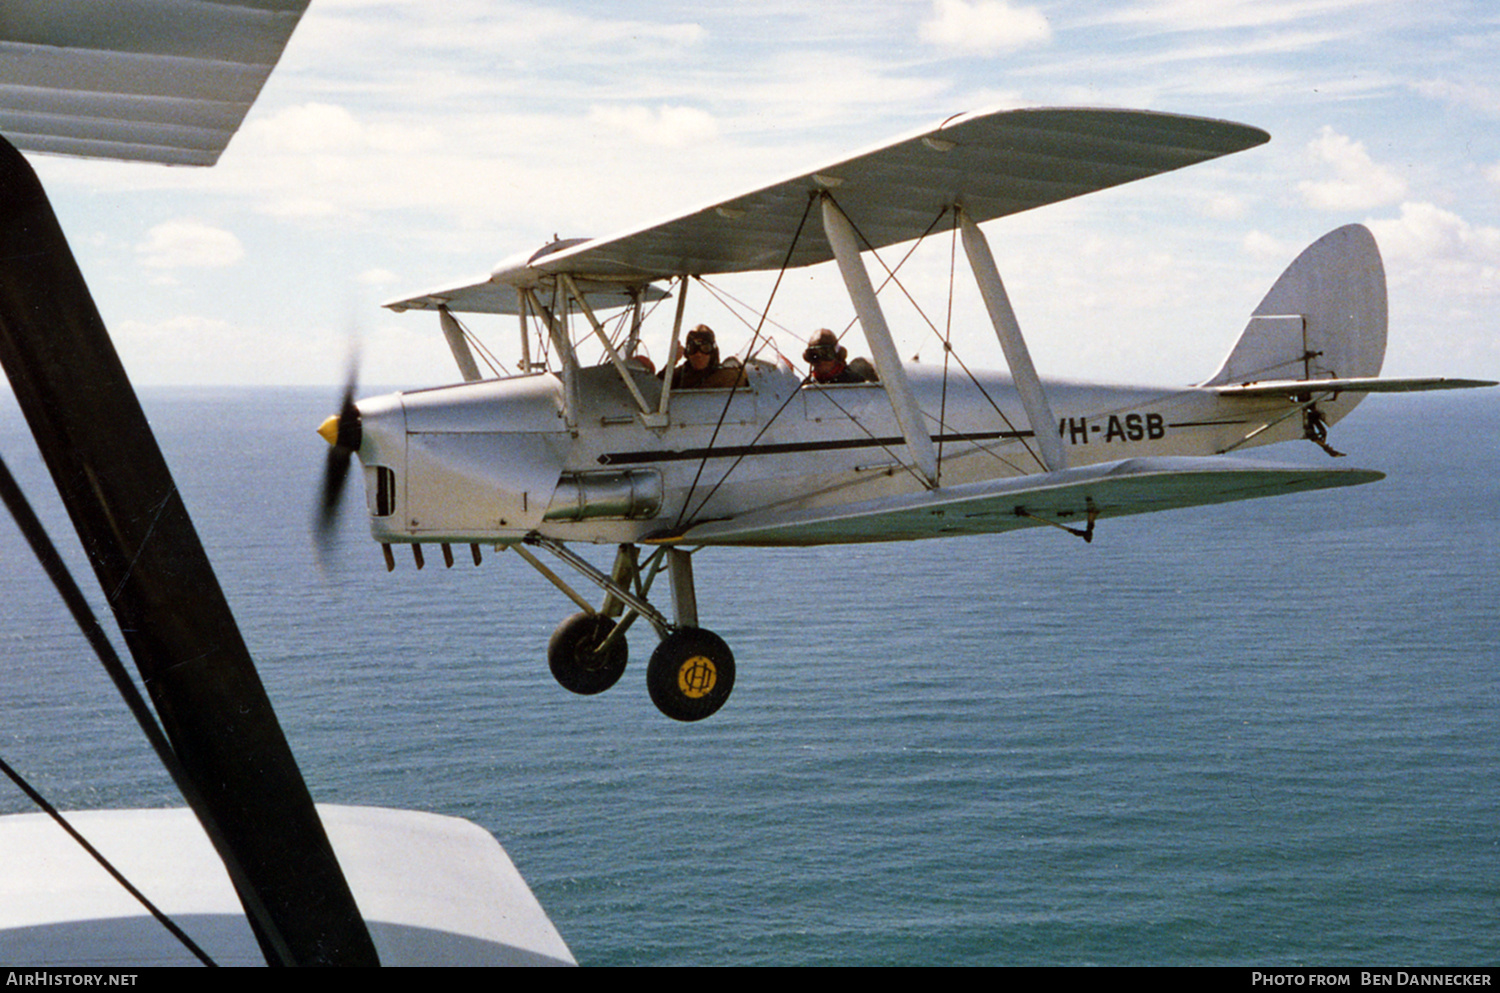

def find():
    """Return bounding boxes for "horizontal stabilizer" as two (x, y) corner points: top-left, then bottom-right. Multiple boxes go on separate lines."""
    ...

(650, 456), (1381, 547)
(1213, 376), (1497, 397)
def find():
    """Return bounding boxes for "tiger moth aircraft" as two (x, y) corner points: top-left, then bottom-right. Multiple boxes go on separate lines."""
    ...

(317, 107), (1493, 723)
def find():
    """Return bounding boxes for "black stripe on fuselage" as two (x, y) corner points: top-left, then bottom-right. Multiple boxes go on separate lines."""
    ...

(598, 429), (1035, 466)
(1167, 419), (1252, 428)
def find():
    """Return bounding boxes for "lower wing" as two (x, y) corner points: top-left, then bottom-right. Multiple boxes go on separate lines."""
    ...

(649, 456), (1382, 547)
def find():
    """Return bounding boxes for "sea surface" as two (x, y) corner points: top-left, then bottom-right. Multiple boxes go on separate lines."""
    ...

(0, 387), (1495, 967)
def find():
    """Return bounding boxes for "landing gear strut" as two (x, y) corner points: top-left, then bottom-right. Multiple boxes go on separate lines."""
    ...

(520, 539), (736, 721)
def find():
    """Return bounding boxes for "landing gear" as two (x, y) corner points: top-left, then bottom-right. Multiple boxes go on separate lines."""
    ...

(647, 628), (735, 722)
(547, 611), (627, 695)
(516, 539), (738, 720)
(1303, 403), (1346, 458)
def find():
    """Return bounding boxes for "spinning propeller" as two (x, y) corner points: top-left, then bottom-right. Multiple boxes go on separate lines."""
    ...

(314, 361), (362, 551)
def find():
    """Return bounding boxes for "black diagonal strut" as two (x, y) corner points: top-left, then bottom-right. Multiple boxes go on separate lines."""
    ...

(0, 138), (379, 965)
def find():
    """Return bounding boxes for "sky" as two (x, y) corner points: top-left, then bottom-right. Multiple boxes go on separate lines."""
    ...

(19, 0), (1500, 390)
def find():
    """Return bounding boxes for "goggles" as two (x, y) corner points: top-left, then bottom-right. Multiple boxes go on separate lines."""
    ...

(684, 338), (714, 355)
(803, 344), (838, 363)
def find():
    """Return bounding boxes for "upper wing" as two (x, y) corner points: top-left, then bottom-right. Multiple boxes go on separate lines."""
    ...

(647, 456), (1380, 547)
(385, 271), (670, 316)
(387, 107), (1268, 313)
(0, 0), (310, 166)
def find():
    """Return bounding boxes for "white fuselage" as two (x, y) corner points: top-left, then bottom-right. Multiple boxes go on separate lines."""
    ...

(353, 358), (1345, 548)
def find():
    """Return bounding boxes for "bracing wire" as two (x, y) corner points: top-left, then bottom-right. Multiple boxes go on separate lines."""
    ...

(0, 756), (216, 966)
(675, 195), (817, 528)
(693, 276), (797, 346)
(680, 200), (961, 523)
(937, 214), (958, 479)
(445, 310), (509, 378)
(0, 452), (216, 966)
(840, 205), (1047, 473)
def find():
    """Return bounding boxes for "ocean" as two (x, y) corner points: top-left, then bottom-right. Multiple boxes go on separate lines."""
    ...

(0, 387), (1495, 966)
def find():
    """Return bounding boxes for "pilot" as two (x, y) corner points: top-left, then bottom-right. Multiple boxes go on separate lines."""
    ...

(667, 325), (746, 389)
(803, 329), (877, 384)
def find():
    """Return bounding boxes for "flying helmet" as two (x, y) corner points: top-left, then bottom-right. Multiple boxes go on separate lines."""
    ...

(684, 324), (719, 361)
(803, 328), (846, 364)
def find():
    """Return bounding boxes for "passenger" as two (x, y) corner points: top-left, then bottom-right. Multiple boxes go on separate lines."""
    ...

(667, 325), (747, 389)
(803, 329), (878, 384)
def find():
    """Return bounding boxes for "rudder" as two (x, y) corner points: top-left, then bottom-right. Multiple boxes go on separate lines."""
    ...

(1204, 224), (1388, 389)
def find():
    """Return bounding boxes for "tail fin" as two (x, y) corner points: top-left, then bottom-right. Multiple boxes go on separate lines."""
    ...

(1204, 224), (1387, 391)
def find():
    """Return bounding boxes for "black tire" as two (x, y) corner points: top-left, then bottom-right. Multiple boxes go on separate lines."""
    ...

(547, 611), (627, 695)
(647, 627), (735, 722)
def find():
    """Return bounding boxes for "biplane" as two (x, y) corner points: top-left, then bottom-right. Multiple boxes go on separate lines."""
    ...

(318, 107), (1493, 723)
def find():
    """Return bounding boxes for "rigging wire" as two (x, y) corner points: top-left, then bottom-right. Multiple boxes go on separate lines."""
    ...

(675, 195), (816, 529)
(0, 756), (216, 966)
(799, 386), (937, 491)
(0, 452), (216, 966)
(693, 276), (797, 346)
(530, 306), (553, 370)
(937, 215), (958, 480)
(841, 205), (1048, 473)
(446, 309), (509, 378)
(830, 206), (952, 349)
(680, 200), (961, 522)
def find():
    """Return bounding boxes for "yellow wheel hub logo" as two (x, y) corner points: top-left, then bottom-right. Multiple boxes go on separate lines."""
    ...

(677, 655), (717, 698)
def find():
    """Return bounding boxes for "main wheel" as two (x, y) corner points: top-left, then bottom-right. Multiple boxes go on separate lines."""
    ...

(647, 627), (735, 722)
(547, 611), (627, 695)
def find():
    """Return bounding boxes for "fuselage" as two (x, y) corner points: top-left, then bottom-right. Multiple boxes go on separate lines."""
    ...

(352, 357), (1346, 548)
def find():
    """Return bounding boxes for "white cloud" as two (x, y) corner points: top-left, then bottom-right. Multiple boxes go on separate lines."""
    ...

(403, 3), (705, 54)
(1366, 204), (1500, 375)
(1411, 79), (1500, 119)
(587, 105), (719, 148)
(1101, 0), (1394, 33)
(920, 0), (1051, 54)
(240, 103), (366, 154)
(1243, 230), (1295, 261)
(110, 310), (464, 387)
(135, 220), (244, 270)
(1203, 193), (1247, 219)
(1297, 127), (1407, 210)
(1366, 202), (1500, 266)
(238, 102), (434, 157)
(257, 197), (343, 221)
(357, 268), (401, 287)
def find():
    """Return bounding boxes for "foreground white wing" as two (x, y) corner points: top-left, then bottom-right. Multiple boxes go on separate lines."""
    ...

(0, 0), (310, 166)
(0, 805), (575, 966)
(651, 456), (1381, 547)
